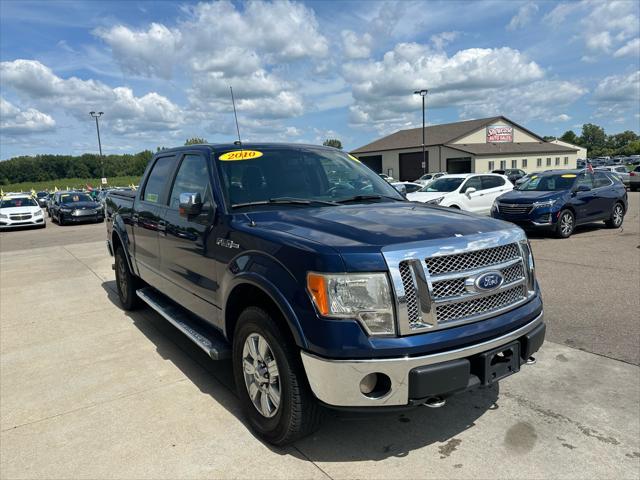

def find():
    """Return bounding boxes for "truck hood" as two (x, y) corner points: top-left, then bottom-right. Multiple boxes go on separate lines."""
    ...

(244, 202), (511, 252)
(497, 190), (566, 204)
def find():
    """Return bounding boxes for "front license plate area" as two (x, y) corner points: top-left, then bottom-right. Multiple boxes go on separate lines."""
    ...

(477, 341), (520, 385)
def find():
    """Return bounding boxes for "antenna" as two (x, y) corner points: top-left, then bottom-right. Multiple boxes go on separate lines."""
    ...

(230, 86), (242, 146)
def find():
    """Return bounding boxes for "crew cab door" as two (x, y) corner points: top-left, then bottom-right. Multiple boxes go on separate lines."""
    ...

(158, 152), (220, 324)
(132, 153), (176, 289)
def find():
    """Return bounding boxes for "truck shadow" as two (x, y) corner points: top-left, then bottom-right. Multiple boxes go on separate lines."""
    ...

(101, 280), (499, 462)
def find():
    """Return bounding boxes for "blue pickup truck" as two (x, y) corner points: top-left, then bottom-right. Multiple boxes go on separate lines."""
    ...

(106, 143), (544, 445)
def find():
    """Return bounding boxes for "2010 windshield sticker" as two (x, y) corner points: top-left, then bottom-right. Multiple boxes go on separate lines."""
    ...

(219, 150), (263, 161)
(561, 174), (577, 178)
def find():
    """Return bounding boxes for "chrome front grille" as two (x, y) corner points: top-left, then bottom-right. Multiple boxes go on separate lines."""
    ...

(10, 214), (32, 220)
(498, 203), (533, 215)
(435, 285), (527, 324)
(425, 243), (520, 275)
(383, 229), (534, 335)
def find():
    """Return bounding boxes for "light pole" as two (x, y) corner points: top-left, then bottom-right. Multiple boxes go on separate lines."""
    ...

(89, 111), (104, 181)
(414, 89), (428, 174)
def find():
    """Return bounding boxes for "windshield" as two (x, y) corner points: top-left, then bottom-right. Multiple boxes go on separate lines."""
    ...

(420, 177), (464, 192)
(60, 193), (93, 203)
(1, 197), (38, 208)
(216, 147), (404, 208)
(516, 174), (576, 191)
(36, 192), (47, 198)
(419, 174), (433, 180)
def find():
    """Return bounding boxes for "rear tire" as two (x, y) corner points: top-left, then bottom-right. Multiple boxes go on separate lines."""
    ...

(233, 307), (322, 446)
(114, 247), (140, 310)
(555, 209), (574, 238)
(605, 202), (624, 228)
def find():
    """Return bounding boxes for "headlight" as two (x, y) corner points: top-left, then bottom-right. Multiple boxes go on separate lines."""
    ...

(0, 213), (7, 219)
(307, 272), (395, 335)
(33, 209), (43, 216)
(532, 200), (556, 209)
(425, 196), (444, 205)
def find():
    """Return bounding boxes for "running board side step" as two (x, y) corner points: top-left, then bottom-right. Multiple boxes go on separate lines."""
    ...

(136, 287), (231, 360)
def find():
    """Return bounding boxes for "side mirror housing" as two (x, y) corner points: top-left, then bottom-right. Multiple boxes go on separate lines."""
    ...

(179, 192), (202, 217)
(465, 187), (477, 196)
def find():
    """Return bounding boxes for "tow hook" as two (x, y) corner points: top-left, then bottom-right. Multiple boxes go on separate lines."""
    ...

(526, 356), (537, 365)
(423, 396), (446, 408)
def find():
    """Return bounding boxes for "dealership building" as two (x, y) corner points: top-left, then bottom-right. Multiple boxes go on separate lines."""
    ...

(350, 116), (579, 181)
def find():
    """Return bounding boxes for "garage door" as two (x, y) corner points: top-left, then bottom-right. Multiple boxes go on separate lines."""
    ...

(358, 155), (382, 173)
(399, 152), (428, 181)
(447, 157), (472, 174)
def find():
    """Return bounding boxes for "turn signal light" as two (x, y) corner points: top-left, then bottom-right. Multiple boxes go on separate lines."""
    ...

(307, 273), (329, 315)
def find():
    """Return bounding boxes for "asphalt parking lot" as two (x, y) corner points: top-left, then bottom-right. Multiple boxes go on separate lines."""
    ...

(1, 197), (639, 479)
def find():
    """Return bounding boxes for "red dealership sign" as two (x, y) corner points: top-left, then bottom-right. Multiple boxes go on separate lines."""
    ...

(486, 125), (513, 143)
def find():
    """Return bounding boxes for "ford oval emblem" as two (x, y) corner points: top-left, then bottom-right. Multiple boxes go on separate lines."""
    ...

(475, 271), (504, 291)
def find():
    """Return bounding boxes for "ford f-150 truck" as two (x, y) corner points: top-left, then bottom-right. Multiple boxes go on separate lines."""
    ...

(106, 143), (544, 445)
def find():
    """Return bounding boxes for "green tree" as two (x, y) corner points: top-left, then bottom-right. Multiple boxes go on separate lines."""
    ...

(559, 130), (579, 145)
(185, 137), (207, 145)
(542, 135), (556, 142)
(322, 139), (343, 149)
(608, 130), (638, 150)
(580, 123), (606, 150)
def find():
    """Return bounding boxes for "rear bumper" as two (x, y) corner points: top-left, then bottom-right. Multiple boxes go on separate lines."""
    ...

(301, 311), (544, 407)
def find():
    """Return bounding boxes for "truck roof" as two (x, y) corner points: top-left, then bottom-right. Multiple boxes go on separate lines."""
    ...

(154, 142), (339, 156)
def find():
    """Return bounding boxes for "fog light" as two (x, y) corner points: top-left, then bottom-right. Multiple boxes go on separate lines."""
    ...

(359, 372), (391, 398)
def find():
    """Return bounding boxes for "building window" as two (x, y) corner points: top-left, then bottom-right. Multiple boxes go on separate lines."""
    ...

(522, 158), (528, 168)
(511, 159), (517, 168)
(500, 160), (506, 169)
(488, 161), (494, 171)
(537, 158), (542, 167)
(564, 156), (569, 165)
(546, 157), (551, 166)
(555, 157), (560, 166)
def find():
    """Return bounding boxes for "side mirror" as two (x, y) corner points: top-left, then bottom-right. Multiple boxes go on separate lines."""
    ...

(576, 185), (591, 192)
(179, 192), (202, 217)
(465, 187), (477, 196)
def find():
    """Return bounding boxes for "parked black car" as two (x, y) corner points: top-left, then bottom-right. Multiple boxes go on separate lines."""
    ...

(491, 170), (627, 238)
(35, 191), (49, 208)
(492, 169), (526, 184)
(49, 191), (104, 225)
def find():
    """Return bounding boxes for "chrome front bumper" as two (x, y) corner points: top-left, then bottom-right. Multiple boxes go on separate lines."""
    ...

(300, 311), (543, 407)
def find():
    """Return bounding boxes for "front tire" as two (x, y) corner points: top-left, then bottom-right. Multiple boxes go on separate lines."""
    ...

(233, 307), (322, 446)
(58, 214), (65, 226)
(555, 209), (574, 238)
(114, 247), (140, 310)
(605, 202), (624, 228)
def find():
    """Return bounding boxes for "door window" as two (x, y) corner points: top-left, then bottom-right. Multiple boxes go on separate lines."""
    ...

(481, 176), (506, 189)
(461, 176), (483, 193)
(169, 154), (212, 210)
(576, 174), (594, 189)
(594, 172), (612, 188)
(143, 155), (175, 203)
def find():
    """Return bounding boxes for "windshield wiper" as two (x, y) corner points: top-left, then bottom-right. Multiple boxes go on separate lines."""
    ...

(336, 194), (404, 204)
(231, 197), (340, 208)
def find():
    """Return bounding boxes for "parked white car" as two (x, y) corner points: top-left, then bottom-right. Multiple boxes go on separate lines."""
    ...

(0, 195), (46, 229)
(407, 173), (513, 215)
(391, 181), (423, 195)
(414, 172), (447, 186)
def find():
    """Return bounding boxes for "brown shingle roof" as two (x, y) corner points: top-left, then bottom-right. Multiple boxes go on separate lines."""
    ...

(445, 142), (578, 155)
(351, 116), (505, 154)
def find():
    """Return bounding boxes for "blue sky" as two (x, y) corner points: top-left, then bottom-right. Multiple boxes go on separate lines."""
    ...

(1, 0), (639, 159)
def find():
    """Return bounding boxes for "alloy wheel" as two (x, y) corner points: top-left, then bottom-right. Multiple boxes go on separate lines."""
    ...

(560, 213), (573, 236)
(242, 333), (281, 418)
(613, 205), (623, 227)
(116, 254), (128, 302)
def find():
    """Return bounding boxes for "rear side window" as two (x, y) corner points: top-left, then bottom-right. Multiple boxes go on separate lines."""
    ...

(462, 176), (483, 192)
(143, 155), (175, 203)
(169, 154), (211, 209)
(594, 172), (612, 188)
(481, 176), (505, 189)
(576, 173), (594, 189)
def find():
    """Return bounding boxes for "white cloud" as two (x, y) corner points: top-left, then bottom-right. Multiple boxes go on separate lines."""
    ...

(548, 113), (571, 123)
(343, 43), (545, 129)
(614, 38), (640, 58)
(0, 59), (182, 134)
(593, 71), (640, 103)
(94, 23), (182, 79)
(507, 3), (539, 31)
(430, 31), (459, 50)
(0, 97), (56, 134)
(341, 30), (373, 59)
(585, 31), (612, 53)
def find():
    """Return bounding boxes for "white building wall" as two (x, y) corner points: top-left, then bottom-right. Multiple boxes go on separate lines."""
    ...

(551, 139), (587, 159)
(474, 151), (578, 173)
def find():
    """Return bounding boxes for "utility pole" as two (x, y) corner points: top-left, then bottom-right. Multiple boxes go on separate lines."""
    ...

(414, 90), (428, 174)
(89, 111), (104, 181)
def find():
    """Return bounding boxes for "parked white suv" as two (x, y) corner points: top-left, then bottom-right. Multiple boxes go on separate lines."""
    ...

(407, 173), (513, 215)
(0, 195), (46, 229)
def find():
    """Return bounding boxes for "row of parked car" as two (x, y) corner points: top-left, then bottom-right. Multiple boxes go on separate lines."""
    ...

(381, 168), (629, 239)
